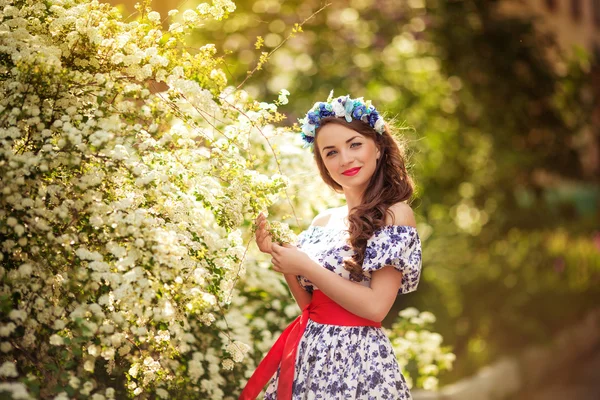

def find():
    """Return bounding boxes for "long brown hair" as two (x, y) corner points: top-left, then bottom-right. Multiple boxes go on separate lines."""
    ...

(313, 117), (415, 281)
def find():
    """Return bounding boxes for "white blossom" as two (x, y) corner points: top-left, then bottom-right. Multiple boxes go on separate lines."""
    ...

(399, 307), (420, 319)
(278, 89), (290, 105)
(0, 361), (18, 378)
(53, 392), (69, 400)
(0, 342), (13, 353)
(0, 382), (32, 399)
(147, 11), (161, 23)
(49, 334), (64, 346)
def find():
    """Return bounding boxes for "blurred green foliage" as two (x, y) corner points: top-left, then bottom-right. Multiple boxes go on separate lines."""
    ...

(181, 0), (599, 383)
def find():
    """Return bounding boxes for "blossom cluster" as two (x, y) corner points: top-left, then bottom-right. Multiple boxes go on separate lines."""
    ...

(386, 307), (456, 390)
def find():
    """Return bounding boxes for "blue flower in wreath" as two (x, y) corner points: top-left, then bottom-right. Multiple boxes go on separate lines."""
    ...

(318, 103), (334, 118)
(352, 104), (367, 120)
(302, 134), (315, 145)
(368, 109), (380, 126)
(307, 111), (320, 125)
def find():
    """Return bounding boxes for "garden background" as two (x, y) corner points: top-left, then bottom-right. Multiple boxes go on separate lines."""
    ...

(0, 0), (599, 399)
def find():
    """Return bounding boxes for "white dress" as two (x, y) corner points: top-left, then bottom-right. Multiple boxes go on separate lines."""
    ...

(263, 223), (422, 399)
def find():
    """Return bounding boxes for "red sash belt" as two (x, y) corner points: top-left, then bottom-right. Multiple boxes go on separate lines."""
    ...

(239, 290), (381, 400)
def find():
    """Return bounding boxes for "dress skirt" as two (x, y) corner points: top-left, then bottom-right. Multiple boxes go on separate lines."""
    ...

(263, 319), (412, 400)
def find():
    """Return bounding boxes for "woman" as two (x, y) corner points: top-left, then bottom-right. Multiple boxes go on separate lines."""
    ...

(240, 93), (422, 399)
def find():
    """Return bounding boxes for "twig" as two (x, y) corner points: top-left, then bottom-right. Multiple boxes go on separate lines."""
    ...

(231, 3), (331, 92)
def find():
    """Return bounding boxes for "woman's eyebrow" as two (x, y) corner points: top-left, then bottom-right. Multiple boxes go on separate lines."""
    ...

(321, 136), (360, 153)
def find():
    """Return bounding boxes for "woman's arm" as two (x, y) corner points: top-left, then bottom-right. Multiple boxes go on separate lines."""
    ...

(271, 202), (416, 322)
(283, 274), (312, 310)
(301, 259), (401, 322)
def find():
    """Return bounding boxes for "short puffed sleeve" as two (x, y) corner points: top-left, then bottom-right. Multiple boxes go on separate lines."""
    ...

(362, 225), (422, 294)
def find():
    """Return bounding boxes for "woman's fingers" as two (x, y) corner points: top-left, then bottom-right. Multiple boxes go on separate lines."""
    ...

(255, 221), (267, 238)
(254, 219), (274, 254)
(256, 220), (267, 237)
(254, 216), (264, 231)
(272, 259), (281, 272)
(255, 226), (265, 240)
(255, 231), (266, 249)
(258, 228), (269, 242)
(271, 243), (280, 254)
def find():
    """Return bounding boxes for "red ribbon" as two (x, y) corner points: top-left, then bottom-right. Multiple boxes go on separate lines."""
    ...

(239, 290), (381, 400)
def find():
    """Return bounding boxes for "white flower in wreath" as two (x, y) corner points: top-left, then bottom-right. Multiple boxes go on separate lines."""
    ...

(301, 123), (315, 138)
(332, 100), (346, 118)
(374, 117), (385, 133)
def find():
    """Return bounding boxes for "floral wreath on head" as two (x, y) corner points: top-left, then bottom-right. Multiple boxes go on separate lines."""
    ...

(298, 90), (386, 148)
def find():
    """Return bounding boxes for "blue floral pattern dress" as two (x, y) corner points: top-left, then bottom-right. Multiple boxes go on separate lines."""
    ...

(263, 224), (422, 400)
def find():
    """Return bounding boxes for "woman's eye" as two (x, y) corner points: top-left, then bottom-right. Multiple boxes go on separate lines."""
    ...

(326, 143), (360, 157)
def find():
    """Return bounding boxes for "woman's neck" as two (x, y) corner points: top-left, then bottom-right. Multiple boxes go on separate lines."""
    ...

(342, 188), (364, 211)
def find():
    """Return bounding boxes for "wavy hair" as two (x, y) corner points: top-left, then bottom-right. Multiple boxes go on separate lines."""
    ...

(313, 117), (415, 281)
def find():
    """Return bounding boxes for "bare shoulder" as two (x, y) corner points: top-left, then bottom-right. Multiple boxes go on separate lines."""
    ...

(385, 202), (417, 228)
(310, 208), (338, 227)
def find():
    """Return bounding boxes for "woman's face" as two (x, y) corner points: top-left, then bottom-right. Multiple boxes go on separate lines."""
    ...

(315, 123), (380, 192)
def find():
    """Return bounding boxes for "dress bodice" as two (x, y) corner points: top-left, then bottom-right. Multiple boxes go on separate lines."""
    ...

(295, 224), (422, 294)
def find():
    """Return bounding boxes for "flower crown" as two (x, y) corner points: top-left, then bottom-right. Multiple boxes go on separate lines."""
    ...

(298, 91), (386, 148)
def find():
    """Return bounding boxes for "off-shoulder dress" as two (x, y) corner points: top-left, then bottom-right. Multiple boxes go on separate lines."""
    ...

(263, 223), (422, 400)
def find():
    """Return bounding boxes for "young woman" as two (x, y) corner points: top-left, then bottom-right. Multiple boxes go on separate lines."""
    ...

(240, 93), (422, 400)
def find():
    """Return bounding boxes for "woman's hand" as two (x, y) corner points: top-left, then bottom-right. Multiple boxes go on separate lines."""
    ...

(271, 243), (312, 276)
(254, 212), (274, 254)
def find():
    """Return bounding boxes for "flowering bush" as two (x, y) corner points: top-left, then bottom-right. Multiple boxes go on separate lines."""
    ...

(387, 307), (456, 390)
(0, 0), (452, 398)
(0, 0), (294, 397)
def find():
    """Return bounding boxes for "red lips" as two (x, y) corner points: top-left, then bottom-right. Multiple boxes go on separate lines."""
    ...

(342, 167), (361, 176)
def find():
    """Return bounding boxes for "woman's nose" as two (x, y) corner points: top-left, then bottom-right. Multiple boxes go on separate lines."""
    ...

(339, 150), (353, 166)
